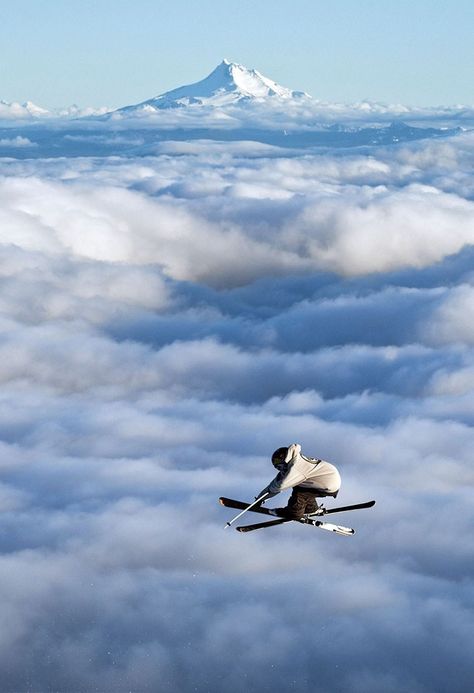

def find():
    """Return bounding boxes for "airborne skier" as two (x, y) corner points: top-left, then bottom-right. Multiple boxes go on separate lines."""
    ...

(220, 443), (374, 533)
(256, 443), (341, 519)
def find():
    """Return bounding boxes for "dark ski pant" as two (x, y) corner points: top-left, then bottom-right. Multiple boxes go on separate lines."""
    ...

(278, 486), (338, 519)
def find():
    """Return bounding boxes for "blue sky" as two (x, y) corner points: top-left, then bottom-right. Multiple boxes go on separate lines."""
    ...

(2, 0), (473, 108)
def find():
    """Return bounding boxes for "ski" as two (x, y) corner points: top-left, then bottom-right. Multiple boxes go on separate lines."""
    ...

(310, 499), (375, 515)
(311, 520), (354, 536)
(219, 496), (375, 517)
(236, 517), (355, 535)
(237, 518), (288, 532)
(219, 497), (278, 517)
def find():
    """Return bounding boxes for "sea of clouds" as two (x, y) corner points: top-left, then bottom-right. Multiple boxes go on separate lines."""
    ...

(0, 114), (473, 692)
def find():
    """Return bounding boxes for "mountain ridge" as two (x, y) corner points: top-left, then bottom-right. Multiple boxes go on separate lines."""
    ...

(117, 59), (309, 114)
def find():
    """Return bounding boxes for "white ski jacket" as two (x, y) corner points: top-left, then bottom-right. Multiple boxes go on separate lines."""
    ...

(258, 443), (341, 499)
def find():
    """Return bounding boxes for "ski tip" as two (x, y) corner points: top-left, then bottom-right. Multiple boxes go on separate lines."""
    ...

(219, 496), (235, 506)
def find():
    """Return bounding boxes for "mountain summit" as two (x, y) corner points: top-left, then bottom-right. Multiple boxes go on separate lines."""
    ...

(118, 60), (309, 113)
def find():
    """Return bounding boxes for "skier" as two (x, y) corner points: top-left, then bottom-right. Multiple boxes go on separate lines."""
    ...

(255, 443), (341, 519)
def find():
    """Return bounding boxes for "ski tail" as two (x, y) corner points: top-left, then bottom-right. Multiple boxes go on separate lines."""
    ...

(322, 500), (375, 515)
(236, 518), (288, 532)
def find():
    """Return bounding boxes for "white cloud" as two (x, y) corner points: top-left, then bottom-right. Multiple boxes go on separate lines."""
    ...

(426, 366), (474, 397)
(421, 284), (474, 345)
(0, 176), (307, 286)
(0, 119), (473, 691)
(2, 152), (474, 289)
(0, 135), (36, 147)
(284, 183), (474, 276)
(0, 100), (49, 119)
(107, 96), (474, 131)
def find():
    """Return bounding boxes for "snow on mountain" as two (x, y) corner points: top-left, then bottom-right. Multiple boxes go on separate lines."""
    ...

(117, 59), (309, 114)
(110, 61), (472, 131)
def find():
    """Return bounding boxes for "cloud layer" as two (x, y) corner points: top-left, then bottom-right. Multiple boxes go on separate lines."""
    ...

(0, 121), (473, 692)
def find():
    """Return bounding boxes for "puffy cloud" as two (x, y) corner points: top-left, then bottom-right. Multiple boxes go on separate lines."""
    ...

(2, 148), (474, 288)
(0, 118), (473, 691)
(281, 183), (474, 276)
(0, 247), (172, 327)
(420, 284), (474, 345)
(0, 99), (49, 119)
(0, 135), (36, 147)
(107, 95), (474, 132)
(0, 176), (306, 286)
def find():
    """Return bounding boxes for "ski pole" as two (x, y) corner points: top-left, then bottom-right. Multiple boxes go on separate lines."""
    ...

(224, 493), (270, 529)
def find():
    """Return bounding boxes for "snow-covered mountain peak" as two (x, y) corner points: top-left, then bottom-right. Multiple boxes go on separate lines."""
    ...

(117, 60), (310, 113)
(208, 59), (297, 99)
